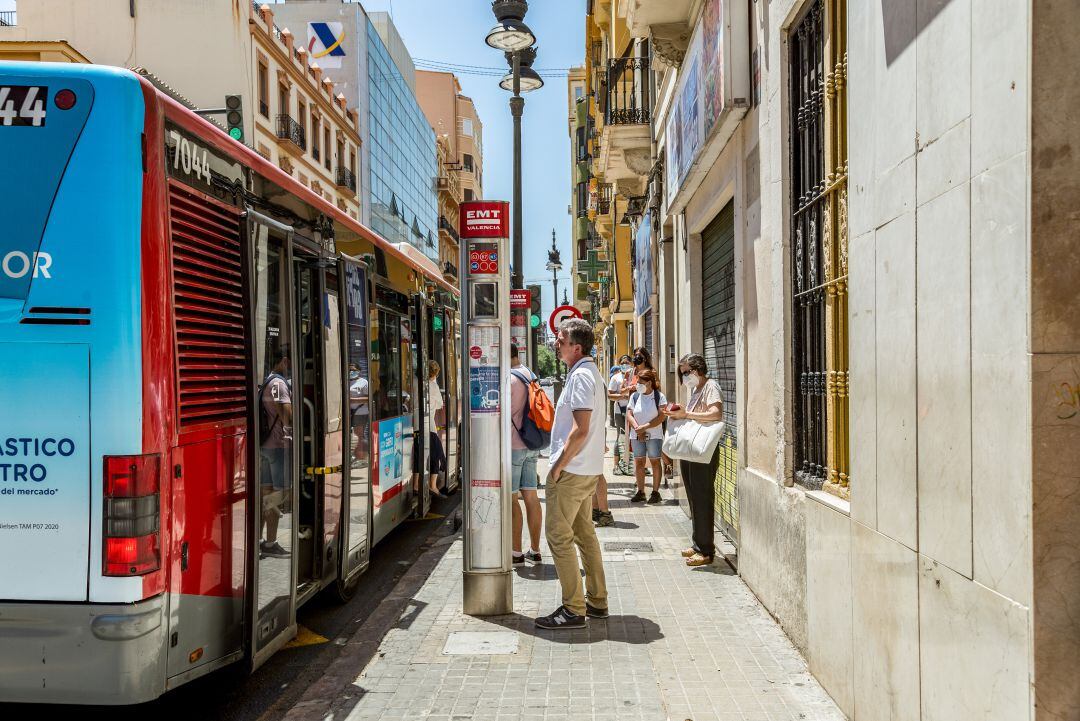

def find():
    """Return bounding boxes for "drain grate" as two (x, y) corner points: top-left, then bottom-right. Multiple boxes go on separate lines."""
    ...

(603, 541), (655, 552)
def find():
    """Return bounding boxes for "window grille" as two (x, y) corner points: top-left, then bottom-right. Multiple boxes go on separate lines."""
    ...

(789, 0), (849, 496)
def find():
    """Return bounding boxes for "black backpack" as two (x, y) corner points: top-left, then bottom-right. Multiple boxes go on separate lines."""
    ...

(258, 373), (286, 441)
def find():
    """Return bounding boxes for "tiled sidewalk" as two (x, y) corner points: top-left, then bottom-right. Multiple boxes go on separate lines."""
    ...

(294, 457), (846, 721)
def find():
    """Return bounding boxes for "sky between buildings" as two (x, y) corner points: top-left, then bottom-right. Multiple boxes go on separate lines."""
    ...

(0, 0), (584, 321)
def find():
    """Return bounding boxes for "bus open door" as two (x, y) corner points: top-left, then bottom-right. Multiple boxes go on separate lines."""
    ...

(245, 211), (300, 669)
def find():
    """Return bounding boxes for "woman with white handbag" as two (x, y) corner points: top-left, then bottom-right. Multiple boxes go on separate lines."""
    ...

(662, 353), (725, 567)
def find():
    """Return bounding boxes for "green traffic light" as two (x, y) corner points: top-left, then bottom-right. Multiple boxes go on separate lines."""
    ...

(228, 127), (243, 141)
(530, 314), (540, 328)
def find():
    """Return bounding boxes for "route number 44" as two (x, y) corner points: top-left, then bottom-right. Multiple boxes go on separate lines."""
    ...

(169, 130), (213, 184)
(0, 86), (47, 127)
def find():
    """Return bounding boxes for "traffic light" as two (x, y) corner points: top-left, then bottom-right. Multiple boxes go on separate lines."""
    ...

(225, 95), (243, 142)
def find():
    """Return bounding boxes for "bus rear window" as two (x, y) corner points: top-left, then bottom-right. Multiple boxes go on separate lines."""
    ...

(0, 77), (93, 300)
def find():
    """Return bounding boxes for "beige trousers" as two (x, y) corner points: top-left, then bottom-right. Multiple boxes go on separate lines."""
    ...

(544, 471), (608, 616)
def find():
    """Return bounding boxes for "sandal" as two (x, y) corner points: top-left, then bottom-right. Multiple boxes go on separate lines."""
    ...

(685, 553), (714, 567)
(681, 547), (696, 558)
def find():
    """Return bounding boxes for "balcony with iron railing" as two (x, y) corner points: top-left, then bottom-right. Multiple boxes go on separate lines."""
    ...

(336, 166), (357, 192)
(0, 10), (16, 25)
(606, 57), (650, 126)
(439, 215), (460, 244)
(598, 183), (613, 215)
(276, 114), (306, 150)
(442, 261), (458, 280)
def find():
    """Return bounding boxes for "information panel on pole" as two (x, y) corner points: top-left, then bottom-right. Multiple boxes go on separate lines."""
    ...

(459, 200), (513, 614)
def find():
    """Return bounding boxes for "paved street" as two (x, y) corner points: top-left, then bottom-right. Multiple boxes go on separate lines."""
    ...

(281, 444), (845, 721)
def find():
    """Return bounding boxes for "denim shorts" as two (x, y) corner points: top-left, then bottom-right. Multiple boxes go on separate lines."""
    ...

(511, 448), (539, 493)
(630, 437), (663, 459)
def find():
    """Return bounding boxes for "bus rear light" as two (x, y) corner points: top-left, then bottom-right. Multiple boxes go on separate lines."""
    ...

(103, 454), (161, 576)
(104, 535), (159, 576)
(104, 454), (160, 497)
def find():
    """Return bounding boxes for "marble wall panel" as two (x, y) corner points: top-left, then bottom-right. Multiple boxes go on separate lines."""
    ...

(872, 0), (917, 174)
(848, 231), (877, 528)
(971, 153), (1031, 605)
(916, 118), (970, 207)
(806, 496), (854, 718)
(916, 184), (973, 577)
(846, 0), (877, 240)
(874, 213), (918, 550)
(852, 521), (921, 721)
(874, 155), (916, 232)
(919, 558), (1031, 721)
(971, 0), (1029, 175)
(916, 0), (972, 145)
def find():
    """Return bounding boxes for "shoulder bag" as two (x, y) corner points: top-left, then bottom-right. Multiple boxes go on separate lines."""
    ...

(662, 383), (724, 463)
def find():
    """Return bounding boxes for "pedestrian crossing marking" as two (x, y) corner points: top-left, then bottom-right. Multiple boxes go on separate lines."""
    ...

(285, 625), (329, 648)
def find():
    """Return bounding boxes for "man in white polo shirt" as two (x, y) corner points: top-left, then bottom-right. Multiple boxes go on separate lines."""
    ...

(535, 318), (609, 630)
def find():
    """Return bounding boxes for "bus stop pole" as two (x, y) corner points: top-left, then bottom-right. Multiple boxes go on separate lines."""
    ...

(459, 201), (513, 616)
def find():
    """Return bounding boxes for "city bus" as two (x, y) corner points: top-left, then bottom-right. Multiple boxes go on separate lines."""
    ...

(0, 61), (460, 704)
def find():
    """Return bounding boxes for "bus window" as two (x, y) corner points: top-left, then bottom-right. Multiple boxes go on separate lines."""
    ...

(374, 309), (402, 419)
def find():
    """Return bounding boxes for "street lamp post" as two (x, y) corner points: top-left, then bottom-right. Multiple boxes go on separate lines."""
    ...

(546, 228), (562, 316)
(486, 0), (542, 290)
(546, 229), (563, 383)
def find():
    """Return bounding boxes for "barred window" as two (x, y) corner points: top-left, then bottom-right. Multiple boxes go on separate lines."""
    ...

(789, 0), (849, 497)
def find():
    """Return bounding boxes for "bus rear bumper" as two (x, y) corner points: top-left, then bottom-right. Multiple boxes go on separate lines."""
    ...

(0, 595), (167, 705)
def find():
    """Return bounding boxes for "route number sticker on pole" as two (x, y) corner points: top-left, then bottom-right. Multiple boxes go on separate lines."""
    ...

(549, 304), (583, 334)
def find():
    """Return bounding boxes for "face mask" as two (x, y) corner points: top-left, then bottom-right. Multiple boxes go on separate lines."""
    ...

(633, 355), (644, 365)
(349, 371), (360, 380)
(682, 373), (698, 389)
(636, 383), (647, 395)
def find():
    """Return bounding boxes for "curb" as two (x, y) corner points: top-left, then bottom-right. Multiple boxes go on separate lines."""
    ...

(277, 508), (461, 721)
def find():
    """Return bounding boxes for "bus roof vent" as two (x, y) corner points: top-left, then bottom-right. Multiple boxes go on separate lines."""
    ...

(168, 181), (247, 430)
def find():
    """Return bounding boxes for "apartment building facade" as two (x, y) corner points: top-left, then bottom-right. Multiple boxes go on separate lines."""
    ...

(578, 0), (1080, 719)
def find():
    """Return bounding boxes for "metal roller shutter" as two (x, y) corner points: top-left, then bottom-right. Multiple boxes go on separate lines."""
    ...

(700, 200), (738, 545)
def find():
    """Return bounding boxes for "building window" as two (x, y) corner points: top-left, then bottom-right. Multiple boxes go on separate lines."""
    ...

(279, 84), (289, 118)
(349, 146), (356, 178)
(312, 115), (321, 162)
(464, 188), (474, 201)
(463, 154), (474, 173)
(789, 0), (849, 497)
(324, 126), (331, 170)
(461, 117), (473, 137)
(258, 61), (269, 117)
(298, 96), (307, 153)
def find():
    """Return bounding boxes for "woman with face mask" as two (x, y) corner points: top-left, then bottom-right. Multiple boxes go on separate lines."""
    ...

(664, 353), (724, 566)
(625, 369), (667, 504)
(425, 360), (447, 497)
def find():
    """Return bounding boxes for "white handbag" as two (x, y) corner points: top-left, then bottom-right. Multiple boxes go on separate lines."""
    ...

(662, 418), (725, 464)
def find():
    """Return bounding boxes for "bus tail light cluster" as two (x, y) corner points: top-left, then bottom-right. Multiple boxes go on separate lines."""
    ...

(103, 454), (161, 576)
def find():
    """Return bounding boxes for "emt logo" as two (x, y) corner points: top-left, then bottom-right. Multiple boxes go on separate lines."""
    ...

(308, 22), (347, 69)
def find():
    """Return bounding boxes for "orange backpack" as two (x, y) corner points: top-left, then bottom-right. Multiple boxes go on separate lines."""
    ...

(511, 370), (554, 449)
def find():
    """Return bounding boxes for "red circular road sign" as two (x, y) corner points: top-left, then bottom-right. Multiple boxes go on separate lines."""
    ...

(549, 304), (583, 334)
(469, 346), (483, 360)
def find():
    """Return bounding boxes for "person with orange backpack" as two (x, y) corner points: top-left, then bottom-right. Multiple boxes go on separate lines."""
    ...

(509, 343), (554, 564)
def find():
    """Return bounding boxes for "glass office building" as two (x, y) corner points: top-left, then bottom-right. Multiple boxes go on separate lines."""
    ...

(367, 21), (438, 261)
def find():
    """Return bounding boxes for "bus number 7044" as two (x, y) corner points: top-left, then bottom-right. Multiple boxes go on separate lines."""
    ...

(169, 129), (212, 184)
